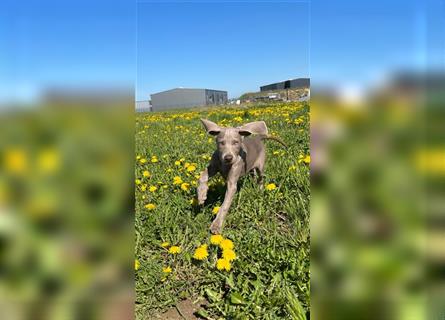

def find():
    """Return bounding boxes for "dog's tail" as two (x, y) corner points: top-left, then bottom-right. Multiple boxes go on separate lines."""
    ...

(260, 134), (288, 148)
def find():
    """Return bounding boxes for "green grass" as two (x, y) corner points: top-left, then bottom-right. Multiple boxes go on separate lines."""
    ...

(135, 102), (310, 319)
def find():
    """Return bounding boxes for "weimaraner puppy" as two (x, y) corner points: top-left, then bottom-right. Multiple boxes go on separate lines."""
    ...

(197, 119), (286, 234)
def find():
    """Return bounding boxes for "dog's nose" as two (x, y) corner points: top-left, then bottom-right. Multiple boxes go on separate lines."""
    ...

(224, 155), (233, 162)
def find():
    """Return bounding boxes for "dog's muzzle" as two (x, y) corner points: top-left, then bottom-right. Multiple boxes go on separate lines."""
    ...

(223, 154), (233, 163)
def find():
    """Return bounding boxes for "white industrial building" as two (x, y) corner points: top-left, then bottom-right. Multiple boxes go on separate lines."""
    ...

(150, 88), (228, 111)
(135, 100), (152, 112)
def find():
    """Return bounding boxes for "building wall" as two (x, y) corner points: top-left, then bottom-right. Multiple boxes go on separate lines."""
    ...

(150, 88), (228, 111)
(205, 89), (228, 105)
(260, 78), (310, 92)
(135, 100), (152, 112)
(150, 88), (207, 111)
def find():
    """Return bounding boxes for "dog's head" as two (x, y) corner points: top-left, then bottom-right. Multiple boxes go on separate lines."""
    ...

(200, 119), (268, 165)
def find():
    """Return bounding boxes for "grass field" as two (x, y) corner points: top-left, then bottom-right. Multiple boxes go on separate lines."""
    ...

(135, 101), (310, 319)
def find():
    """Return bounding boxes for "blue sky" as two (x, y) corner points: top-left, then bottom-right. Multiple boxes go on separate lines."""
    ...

(310, 0), (444, 93)
(137, 1), (310, 100)
(0, 0), (135, 104)
(1, 0), (443, 104)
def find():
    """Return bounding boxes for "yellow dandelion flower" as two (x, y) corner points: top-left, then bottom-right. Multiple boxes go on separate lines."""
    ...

(265, 183), (277, 191)
(173, 176), (183, 185)
(222, 249), (236, 262)
(143, 170), (151, 177)
(184, 162), (190, 168)
(4, 148), (27, 174)
(219, 239), (234, 250)
(135, 179), (142, 185)
(139, 158), (147, 164)
(297, 154), (310, 164)
(161, 242), (170, 248)
(136, 155), (141, 160)
(181, 182), (190, 191)
(193, 245), (209, 260)
(145, 203), (156, 210)
(162, 266), (172, 273)
(187, 165), (196, 172)
(175, 160), (181, 166)
(151, 157), (158, 163)
(415, 148), (445, 174)
(149, 186), (157, 192)
(168, 246), (181, 254)
(179, 158), (185, 162)
(134, 259), (140, 270)
(140, 184), (147, 191)
(233, 116), (243, 122)
(38, 148), (60, 173)
(210, 234), (224, 245)
(166, 168), (173, 173)
(212, 206), (220, 215)
(216, 258), (231, 271)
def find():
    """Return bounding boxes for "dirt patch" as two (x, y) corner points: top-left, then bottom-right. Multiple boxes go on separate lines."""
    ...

(152, 298), (207, 320)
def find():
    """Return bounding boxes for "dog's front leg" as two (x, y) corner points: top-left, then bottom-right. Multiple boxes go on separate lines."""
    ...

(210, 179), (237, 234)
(198, 164), (217, 205)
(210, 164), (243, 234)
(197, 168), (210, 205)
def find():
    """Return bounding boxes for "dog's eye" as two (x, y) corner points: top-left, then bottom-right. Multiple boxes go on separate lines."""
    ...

(218, 141), (225, 146)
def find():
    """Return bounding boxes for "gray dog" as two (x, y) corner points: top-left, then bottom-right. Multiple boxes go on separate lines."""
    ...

(197, 119), (286, 234)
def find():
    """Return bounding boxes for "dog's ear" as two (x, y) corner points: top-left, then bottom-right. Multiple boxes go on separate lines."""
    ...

(238, 121), (268, 136)
(201, 119), (221, 136)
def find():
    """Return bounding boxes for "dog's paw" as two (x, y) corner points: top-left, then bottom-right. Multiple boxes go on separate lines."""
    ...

(210, 221), (222, 234)
(198, 195), (207, 205)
